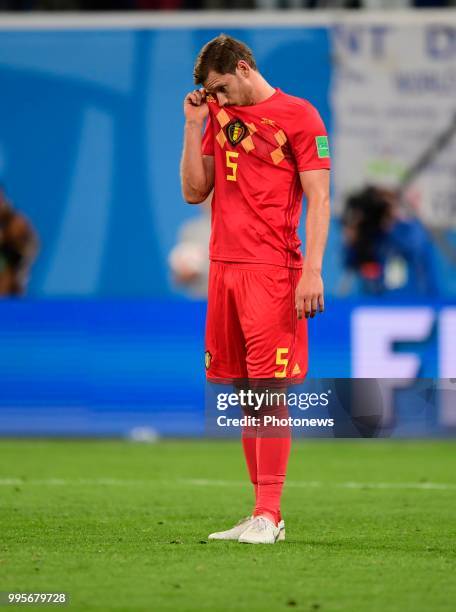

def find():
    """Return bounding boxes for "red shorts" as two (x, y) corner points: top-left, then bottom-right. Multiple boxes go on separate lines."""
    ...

(205, 261), (308, 383)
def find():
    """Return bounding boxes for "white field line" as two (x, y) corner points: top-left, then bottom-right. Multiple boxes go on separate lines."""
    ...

(183, 479), (456, 491)
(0, 477), (455, 491)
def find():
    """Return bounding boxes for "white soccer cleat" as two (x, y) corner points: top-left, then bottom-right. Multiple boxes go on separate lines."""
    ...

(208, 516), (255, 541)
(238, 516), (285, 544)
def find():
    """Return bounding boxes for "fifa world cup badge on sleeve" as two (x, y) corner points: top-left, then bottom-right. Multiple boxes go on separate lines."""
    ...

(315, 135), (329, 158)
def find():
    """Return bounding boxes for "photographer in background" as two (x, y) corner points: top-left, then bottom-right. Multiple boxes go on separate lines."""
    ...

(0, 188), (39, 297)
(341, 186), (437, 296)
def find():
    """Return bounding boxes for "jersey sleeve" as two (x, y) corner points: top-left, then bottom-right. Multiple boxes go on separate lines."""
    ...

(288, 103), (331, 172)
(201, 116), (214, 156)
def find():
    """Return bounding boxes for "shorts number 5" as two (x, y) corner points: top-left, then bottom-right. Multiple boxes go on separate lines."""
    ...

(275, 348), (289, 378)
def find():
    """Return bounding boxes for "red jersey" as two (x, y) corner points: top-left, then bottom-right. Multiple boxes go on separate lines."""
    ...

(202, 88), (330, 269)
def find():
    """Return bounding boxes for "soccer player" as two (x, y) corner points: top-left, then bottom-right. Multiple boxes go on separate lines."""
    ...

(180, 34), (330, 544)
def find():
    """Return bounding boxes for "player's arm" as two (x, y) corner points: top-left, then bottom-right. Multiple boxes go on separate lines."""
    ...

(295, 169), (330, 319)
(180, 89), (214, 204)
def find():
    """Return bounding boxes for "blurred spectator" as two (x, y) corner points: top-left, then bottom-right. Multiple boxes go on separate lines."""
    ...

(136, 0), (183, 8)
(78, 0), (134, 9)
(169, 194), (211, 298)
(0, 188), (39, 297)
(340, 186), (439, 296)
(204, 0), (253, 8)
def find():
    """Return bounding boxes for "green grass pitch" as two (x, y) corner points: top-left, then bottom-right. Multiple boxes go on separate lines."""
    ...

(1, 440), (455, 611)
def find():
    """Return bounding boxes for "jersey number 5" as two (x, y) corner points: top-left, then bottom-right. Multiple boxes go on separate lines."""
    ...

(226, 151), (239, 182)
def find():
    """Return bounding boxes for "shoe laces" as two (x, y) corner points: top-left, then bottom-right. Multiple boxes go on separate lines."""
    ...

(236, 516), (252, 526)
(251, 516), (272, 533)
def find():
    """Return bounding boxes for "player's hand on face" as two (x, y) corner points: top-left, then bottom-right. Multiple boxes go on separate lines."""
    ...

(295, 267), (324, 320)
(184, 88), (209, 124)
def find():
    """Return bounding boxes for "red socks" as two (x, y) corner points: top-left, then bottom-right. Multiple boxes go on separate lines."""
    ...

(241, 432), (258, 503)
(254, 436), (291, 525)
(241, 404), (291, 526)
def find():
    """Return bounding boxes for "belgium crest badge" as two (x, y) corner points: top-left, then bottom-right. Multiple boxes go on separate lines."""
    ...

(227, 119), (247, 146)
